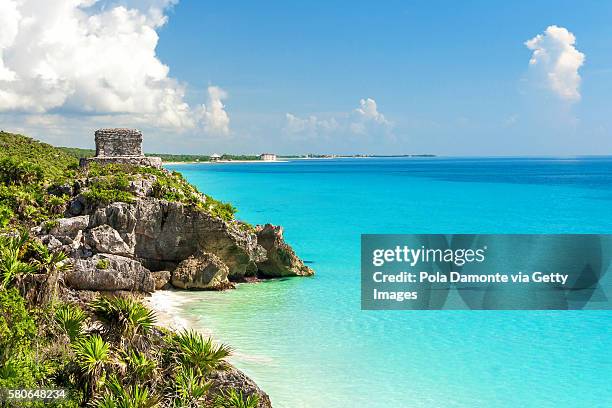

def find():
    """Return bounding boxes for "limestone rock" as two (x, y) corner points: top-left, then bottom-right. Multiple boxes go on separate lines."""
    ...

(171, 250), (231, 290)
(38, 234), (64, 251)
(48, 215), (90, 238)
(66, 254), (154, 292)
(207, 365), (272, 408)
(128, 175), (156, 197)
(85, 225), (133, 257)
(255, 224), (314, 277)
(151, 270), (171, 290)
(89, 199), (262, 279)
(67, 195), (89, 216)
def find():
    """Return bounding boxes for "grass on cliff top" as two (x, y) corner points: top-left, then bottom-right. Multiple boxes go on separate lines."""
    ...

(0, 131), (238, 228)
(0, 132), (78, 227)
(0, 131), (79, 181)
(81, 162), (237, 221)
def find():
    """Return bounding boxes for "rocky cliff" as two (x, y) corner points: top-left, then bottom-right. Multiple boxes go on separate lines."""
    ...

(34, 165), (313, 294)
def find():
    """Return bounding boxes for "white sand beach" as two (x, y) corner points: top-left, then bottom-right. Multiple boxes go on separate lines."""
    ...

(146, 290), (195, 331)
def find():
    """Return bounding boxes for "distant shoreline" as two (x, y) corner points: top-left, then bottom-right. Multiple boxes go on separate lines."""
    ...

(163, 159), (289, 164)
(163, 155), (437, 164)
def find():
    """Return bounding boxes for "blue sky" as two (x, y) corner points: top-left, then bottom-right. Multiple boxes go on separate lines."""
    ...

(1, 0), (611, 155)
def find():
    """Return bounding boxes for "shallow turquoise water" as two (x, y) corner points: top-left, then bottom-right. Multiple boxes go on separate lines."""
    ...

(167, 158), (612, 408)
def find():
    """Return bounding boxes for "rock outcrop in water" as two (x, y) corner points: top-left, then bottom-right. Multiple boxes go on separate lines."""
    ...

(86, 199), (267, 278)
(171, 250), (232, 290)
(256, 224), (314, 277)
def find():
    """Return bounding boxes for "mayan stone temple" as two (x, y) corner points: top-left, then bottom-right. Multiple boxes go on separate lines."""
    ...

(79, 128), (162, 168)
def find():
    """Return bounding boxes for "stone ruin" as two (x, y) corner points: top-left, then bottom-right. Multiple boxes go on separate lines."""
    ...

(79, 129), (162, 168)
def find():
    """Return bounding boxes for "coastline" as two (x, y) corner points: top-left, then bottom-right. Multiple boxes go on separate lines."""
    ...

(146, 290), (215, 339)
(163, 159), (289, 165)
(146, 290), (194, 331)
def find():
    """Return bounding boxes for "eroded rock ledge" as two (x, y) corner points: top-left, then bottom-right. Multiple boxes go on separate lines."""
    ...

(35, 200), (312, 294)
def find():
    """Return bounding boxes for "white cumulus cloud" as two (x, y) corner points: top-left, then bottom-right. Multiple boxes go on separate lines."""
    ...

(196, 86), (230, 136)
(284, 98), (391, 138)
(354, 98), (389, 124)
(0, 0), (228, 133)
(525, 25), (585, 102)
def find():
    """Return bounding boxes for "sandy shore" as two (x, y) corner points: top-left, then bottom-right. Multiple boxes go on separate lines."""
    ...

(146, 290), (196, 331)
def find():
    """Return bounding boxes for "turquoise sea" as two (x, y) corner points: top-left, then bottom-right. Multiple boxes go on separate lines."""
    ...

(166, 158), (612, 408)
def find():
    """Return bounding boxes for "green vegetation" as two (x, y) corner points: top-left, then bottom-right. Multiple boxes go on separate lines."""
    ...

(55, 303), (87, 342)
(90, 297), (156, 345)
(0, 232), (251, 407)
(171, 330), (232, 376)
(0, 231), (36, 288)
(219, 154), (260, 161)
(1, 131), (79, 181)
(215, 389), (260, 408)
(96, 259), (110, 270)
(0, 132), (242, 228)
(0, 132), (77, 227)
(149, 153), (260, 162)
(204, 195), (237, 222)
(56, 147), (95, 160)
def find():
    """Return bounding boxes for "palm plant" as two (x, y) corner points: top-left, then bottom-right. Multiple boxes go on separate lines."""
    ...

(72, 334), (111, 400)
(90, 296), (157, 345)
(31, 241), (71, 274)
(121, 349), (157, 382)
(214, 389), (259, 408)
(94, 374), (159, 408)
(172, 366), (210, 407)
(55, 303), (87, 342)
(172, 330), (231, 376)
(0, 231), (36, 288)
(31, 240), (71, 303)
(92, 394), (118, 408)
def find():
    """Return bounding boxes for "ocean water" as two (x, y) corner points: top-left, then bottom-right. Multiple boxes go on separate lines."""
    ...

(166, 158), (612, 408)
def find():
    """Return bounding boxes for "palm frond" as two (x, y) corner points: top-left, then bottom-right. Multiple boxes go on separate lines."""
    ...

(72, 334), (110, 375)
(55, 303), (87, 341)
(121, 349), (157, 381)
(90, 296), (157, 340)
(96, 374), (160, 408)
(214, 389), (259, 408)
(172, 330), (231, 376)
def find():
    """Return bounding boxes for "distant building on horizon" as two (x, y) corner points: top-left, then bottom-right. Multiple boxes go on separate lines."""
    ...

(260, 153), (277, 161)
(210, 153), (222, 162)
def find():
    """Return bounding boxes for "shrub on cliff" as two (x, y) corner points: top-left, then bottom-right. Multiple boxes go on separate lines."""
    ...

(0, 231), (36, 288)
(0, 157), (44, 186)
(204, 195), (237, 222)
(55, 303), (88, 342)
(215, 389), (260, 408)
(171, 330), (232, 377)
(82, 186), (135, 206)
(90, 297), (156, 346)
(0, 133), (77, 227)
(0, 131), (78, 182)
